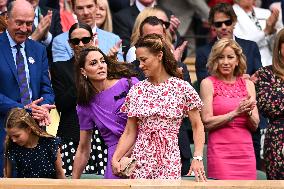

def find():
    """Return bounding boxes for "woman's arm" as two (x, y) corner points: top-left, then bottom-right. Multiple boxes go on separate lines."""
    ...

(187, 108), (206, 182)
(72, 130), (93, 179)
(55, 148), (66, 179)
(200, 78), (247, 131)
(245, 80), (260, 132)
(111, 117), (138, 175)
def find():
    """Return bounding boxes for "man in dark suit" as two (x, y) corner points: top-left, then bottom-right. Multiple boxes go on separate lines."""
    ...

(0, 0), (54, 177)
(113, 0), (172, 57)
(195, 2), (262, 170)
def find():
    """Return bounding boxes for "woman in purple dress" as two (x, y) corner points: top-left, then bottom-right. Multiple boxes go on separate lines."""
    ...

(72, 46), (138, 179)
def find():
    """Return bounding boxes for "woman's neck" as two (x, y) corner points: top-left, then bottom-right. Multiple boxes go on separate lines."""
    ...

(217, 74), (237, 83)
(91, 79), (119, 93)
(148, 70), (171, 85)
(24, 134), (39, 148)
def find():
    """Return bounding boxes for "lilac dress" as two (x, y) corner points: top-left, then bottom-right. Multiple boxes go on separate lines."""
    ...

(77, 77), (138, 178)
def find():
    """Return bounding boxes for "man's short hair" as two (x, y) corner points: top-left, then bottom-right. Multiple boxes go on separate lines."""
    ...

(208, 3), (237, 26)
(71, 0), (97, 9)
(139, 16), (164, 36)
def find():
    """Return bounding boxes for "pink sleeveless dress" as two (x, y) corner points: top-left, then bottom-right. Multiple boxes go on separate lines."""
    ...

(207, 76), (256, 180)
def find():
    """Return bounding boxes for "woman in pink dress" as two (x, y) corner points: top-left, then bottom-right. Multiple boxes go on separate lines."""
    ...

(200, 38), (259, 180)
(112, 34), (206, 181)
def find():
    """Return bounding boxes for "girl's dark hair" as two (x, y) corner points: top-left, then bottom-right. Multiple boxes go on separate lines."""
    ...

(68, 22), (93, 39)
(75, 46), (137, 105)
(4, 108), (53, 156)
(135, 33), (182, 79)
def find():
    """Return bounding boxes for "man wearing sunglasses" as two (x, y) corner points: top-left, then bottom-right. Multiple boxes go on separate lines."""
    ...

(52, 0), (123, 62)
(195, 2), (262, 171)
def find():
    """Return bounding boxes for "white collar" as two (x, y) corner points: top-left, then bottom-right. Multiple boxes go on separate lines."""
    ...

(135, 0), (156, 12)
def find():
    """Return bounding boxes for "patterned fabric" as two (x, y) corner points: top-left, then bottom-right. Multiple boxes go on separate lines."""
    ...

(255, 66), (284, 180)
(207, 76), (256, 180)
(6, 137), (60, 178)
(15, 45), (31, 105)
(60, 128), (107, 176)
(121, 77), (202, 179)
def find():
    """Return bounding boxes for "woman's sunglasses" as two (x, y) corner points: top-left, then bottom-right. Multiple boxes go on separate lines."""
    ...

(69, 36), (92, 45)
(159, 19), (170, 29)
(213, 19), (233, 28)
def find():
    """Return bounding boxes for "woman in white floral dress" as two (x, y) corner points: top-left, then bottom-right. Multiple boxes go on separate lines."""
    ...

(112, 34), (206, 181)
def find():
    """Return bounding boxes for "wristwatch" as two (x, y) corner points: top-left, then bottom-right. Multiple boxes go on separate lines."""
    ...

(193, 156), (203, 161)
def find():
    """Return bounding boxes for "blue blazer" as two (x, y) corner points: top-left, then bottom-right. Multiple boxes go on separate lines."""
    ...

(52, 28), (124, 62)
(0, 32), (54, 177)
(195, 37), (263, 86)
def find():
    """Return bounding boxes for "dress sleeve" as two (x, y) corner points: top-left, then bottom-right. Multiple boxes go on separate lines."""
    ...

(5, 143), (15, 162)
(76, 105), (95, 130)
(183, 82), (203, 112)
(46, 137), (61, 162)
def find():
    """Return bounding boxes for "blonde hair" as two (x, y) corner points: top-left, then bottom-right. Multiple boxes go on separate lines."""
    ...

(130, 7), (172, 46)
(207, 38), (247, 77)
(272, 28), (284, 78)
(96, 0), (113, 32)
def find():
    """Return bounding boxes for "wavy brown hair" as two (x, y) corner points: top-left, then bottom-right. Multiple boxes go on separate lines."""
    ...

(4, 108), (53, 155)
(76, 46), (137, 105)
(272, 28), (284, 78)
(135, 33), (182, 79)
(207, 38), (247, 77)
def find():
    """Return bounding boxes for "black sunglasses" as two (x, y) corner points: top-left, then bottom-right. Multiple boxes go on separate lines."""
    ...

(213, 19), (233, 28)
(69, 37), (92, 45)
(159, 19), (170, 29)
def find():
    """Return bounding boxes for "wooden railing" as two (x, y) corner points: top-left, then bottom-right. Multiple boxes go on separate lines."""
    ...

(1, 178), (283, 189)
(184, 57), (196, 82)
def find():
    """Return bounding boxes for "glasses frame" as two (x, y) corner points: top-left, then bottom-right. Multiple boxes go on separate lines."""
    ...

(69, 36), (92, 45)
(213, 19), (233, 28)
(158, 19), (170, 29)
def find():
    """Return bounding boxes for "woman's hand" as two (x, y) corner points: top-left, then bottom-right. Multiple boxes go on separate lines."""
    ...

(111, 159), (121, 176)
(187, 159), (207, 182)
(235, 96), (256, 116)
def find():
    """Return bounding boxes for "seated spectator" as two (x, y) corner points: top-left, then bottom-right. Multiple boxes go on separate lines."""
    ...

(52, 0), (123, 62)
(200, 38), (259, 180)
(59, 0), (76, 32)
(233, 0), (283, 66)
(96, 0), (113, 32)
(113, 0), (172, 57)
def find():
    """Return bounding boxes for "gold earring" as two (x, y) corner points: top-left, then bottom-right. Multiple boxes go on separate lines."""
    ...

(83, 74), (87, 80)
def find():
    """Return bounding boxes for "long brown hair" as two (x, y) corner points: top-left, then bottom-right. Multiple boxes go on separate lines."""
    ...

(4, 107), (53, 155)
(272, 28), (284, 78)
(135, 33), (182, 79)
(75, 46), (137, 105)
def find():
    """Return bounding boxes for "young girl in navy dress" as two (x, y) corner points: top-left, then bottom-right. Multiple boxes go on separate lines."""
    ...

(4, 108), (65, 178)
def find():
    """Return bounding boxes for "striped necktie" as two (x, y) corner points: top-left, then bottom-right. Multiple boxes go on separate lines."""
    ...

(15, 44), (31, 105)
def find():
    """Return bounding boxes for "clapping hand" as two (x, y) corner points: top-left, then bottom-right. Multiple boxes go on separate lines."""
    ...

(25, 97), (56, 126)
(236, 96), (256, 115)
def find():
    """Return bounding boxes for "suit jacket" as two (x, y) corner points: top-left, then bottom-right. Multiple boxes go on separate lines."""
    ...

(0, 32), (54, 177)
(50, 58), (80, 141)
(113, 3), (172, 56)
(195, 37), (263, 86)
(52, 28), (124, 62)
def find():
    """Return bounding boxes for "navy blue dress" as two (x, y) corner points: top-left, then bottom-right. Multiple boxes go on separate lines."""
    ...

(6, 137), (61, 178)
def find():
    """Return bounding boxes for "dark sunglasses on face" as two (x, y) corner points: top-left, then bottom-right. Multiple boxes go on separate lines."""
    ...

(213, 19), (233, 28)
(69, 36), (92, 45)
(158, 19), (170, 29)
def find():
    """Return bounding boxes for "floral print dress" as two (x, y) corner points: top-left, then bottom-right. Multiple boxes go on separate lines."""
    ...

(121, 77), (203, 179)
(255, 66), (284, 179)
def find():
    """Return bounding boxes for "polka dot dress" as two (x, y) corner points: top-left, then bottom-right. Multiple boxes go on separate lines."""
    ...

(60, 128), (108, 176)
(5, 137), (60, 178)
